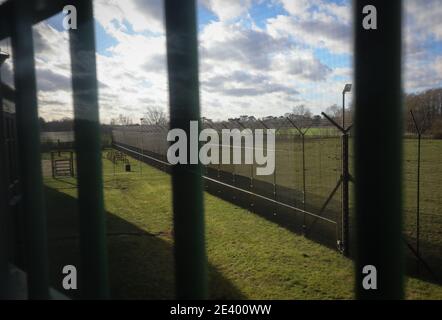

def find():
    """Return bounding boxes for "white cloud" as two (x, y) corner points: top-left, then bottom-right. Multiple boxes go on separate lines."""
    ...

(94, 0), (164, 36)
(31, 22), (74, 121)
(279, 0), (311, 17)
(267, 1), (352, 55)
(29, 13), (169, 124)
(27, 0), (351, 123)
(200, 0), (253, 21)
(402, 0), (442, 92)
(197, 19), (341, 119)
(15, 0), (440, 123)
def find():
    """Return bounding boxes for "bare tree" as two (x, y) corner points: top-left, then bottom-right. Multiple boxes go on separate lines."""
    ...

(288, 104), (312, 128)
(405, 88), (442, 135)
(324, 103), (354, 126)
(141, 106), (168, 126)
(111, 114), (132, 126)
(324, 104), (340, 119)
(291, 105), (312, 119)
(119, 114), (132, 125)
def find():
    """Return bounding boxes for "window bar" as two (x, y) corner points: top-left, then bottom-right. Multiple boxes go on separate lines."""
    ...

(0, 50), (11, 299)
(69, 0), (109, 299)
(10, 0), (49, 299)
(164, 0), (208, 299)
(354, 0), (404, 299)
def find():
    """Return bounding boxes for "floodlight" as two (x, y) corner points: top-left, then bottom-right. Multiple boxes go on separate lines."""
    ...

(343, 83), (352, 94)
(342, 83), (352, 128)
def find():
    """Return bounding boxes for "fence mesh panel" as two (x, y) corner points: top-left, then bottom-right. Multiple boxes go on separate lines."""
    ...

(112, 117), (442, 281)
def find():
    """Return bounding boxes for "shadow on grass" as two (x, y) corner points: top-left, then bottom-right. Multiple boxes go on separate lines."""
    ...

(116, 144), (442, 286)
(44, 185), (245, 299)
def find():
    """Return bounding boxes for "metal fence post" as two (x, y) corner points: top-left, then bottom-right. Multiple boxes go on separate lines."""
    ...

(69, 0), (109, 299)
(320, 112), (351, 253)
(140, 128), (143, 175)
(10, 0), (49, 299)
(301, 133), (306, 231)
(70, 151), (74, 177)
(416, 127), (421, 274)
(286, 117), (311, 234)
(341, 132), (350, 256)
(51, 152), (55, 178)
(354, 0), (404, 299)
(165, 0), (208, 299)
(410, 110), (421, 273)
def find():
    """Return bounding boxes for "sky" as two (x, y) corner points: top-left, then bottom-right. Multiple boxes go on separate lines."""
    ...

(0, 0), (441, 123)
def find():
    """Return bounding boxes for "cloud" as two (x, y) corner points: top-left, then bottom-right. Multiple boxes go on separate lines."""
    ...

(28, 1), (347, 122)
(275, 53), (332, 81)
(94, 0), (164, 35)
(405, 0), (442, 42)
(403, 0), (442, 92)
(267, 4), (352, 55)
(35, 68), (71, 92)
(141, 53), (167, 73)
(200, 22), (291, 70)
(200, 0), (252, 21)
(279, 0), (310, 16)
(17, 0), (440, 124)
(202, 70), (299, 96)
(199, 20), (331, 80)
(196, 17), (341, 119)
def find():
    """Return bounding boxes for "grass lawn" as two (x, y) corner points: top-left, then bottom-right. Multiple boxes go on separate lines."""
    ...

(206, 136), (442, 278)
(42, 151), (442, 299)
(117, 130), (442, 264)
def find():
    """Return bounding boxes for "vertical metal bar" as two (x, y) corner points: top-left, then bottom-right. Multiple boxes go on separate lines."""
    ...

(273, 154), (277, 207)
(354, 0), (404, 299)
(342, 92), (345, 128)
(70, 151), (74, 177)
(232, 141), (236, 186)
(164, 0), (208, 299)
(250, 149), (254, 189)
(139, 129), (143, 175)
(301, 134), (306, 232)
(10, 0), (49, 299)
(220, 123), (229, 179)
(341, 132), (349, 256)
(51, 152), (55, 178)
(250, 132), (254, 207)
(416, 132), (421, 272)
(69, 0), (109, 299)
(0, 52), (12, 299)
(410, 110), (421, 273)
(286, 116), (307, 218)
(416, 131), (420, 273)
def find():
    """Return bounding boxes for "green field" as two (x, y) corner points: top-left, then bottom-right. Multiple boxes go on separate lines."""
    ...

(115, 129), (442, 280)
(42, 151), (442, 299)
(203, 135), (442, 277)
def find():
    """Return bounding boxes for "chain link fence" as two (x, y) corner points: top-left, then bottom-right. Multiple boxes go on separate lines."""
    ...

(112, 114), (442, 283)
(402, 112), (442, 281)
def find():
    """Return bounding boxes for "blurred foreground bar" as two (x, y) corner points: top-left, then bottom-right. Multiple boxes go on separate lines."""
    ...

(354, 0), (404, 299)
(165, 0), (208, 299)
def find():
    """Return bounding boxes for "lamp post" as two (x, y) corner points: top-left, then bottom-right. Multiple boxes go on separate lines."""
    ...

(342, 83), (352, 128)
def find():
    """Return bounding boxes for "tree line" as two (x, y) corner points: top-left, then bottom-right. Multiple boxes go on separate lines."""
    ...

(39, 86), (442, 138)
(404, 87), (442, 137)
